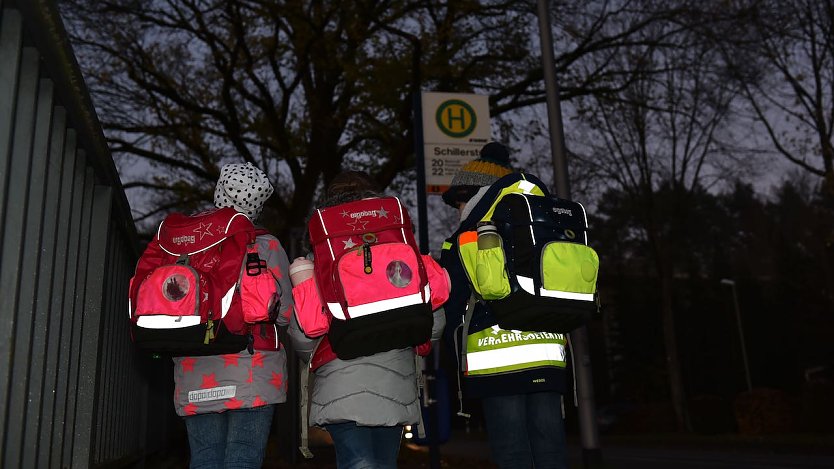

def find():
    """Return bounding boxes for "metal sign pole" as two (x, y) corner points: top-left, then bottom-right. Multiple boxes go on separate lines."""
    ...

(414, 91), (430, 254)
(413, 91), (441, 469)
(536, 1), (603, 468)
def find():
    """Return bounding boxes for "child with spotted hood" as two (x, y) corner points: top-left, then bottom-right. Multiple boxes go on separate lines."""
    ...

(172, 162), (294, 468)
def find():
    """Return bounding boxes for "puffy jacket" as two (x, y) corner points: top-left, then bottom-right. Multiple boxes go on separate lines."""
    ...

(172, 233), (293, 416)
(290, 255), (448, 427)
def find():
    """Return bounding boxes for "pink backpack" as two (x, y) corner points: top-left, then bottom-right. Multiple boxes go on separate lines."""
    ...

(307, 197), (433, 359)
(129, 208), (279, 355)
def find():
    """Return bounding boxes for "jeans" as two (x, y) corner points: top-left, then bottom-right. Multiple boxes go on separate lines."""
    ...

(481, 392), (567, 469)
(184, 405), (275, 469)
(325, 422), (403, 469)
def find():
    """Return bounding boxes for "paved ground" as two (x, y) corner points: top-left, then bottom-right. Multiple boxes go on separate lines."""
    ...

(145, 428), (834, 468)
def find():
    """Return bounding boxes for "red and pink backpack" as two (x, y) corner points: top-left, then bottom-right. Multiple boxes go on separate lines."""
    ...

(129, 207), (279, 355)
(307, 196), (433, 359)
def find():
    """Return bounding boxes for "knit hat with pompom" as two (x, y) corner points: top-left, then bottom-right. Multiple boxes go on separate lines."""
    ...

(441, 142), (513, 207)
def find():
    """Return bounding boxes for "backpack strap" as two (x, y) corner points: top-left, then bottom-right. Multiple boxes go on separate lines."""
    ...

(453, 295), (478, 419)
(298, 359), (314, 459)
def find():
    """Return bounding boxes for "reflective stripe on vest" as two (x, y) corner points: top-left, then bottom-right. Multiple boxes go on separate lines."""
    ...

(465, 327), (566, 376)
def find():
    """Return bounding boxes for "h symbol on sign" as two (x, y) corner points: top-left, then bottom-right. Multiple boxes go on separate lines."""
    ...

(445, 107), (466, 130)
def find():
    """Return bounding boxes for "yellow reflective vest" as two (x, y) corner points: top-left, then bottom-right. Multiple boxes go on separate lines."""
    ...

(464, 325), (567, 376)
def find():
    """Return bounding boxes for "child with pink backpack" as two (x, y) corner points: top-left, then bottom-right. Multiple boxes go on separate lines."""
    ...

(169, 163), (292, 467)
(289, 171), (449, 468)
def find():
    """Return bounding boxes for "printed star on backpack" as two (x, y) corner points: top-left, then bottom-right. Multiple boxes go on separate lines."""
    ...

(347, 218), (368, 231)
(377, 207), (389, 218)
(340, 209), (349, 218)
(343, 238), (357, 249)
(194, 222), (214, 240)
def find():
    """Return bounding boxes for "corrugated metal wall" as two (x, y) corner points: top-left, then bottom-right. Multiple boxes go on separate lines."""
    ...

(0, 1), (177, 467)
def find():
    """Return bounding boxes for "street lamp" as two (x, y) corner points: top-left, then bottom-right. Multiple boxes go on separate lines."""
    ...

(720, 279), (752, 392)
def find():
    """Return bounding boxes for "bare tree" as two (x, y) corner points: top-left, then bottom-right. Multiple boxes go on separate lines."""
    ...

(574, 24), (741, 430)
(723, 0), (833, 188)
(61, 0), (692, 237)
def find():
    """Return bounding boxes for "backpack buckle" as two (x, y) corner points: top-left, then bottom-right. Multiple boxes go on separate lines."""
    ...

(246, 253), (266, 276)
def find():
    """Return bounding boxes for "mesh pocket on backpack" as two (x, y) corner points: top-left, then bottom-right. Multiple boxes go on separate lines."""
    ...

(540, 242), (599, 296)
(475, 246), (511, 300)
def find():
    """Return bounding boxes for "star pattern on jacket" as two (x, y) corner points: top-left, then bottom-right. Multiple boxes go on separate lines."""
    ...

(223, 354), (239, 367)
(269, 265), (283, 279)
(252, 395), (267, 407)
(183, 403), (199, 416)
(224, 398), (244, 410)
(251, 352), (265, 368)
(269, 372), (284, 391)
(181, 357), (196, 373)
(268, 239), (280, 251)
(200, 373), (219, 389)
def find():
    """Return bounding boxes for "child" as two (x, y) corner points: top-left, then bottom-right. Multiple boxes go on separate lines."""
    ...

(289, 171), (449, 469)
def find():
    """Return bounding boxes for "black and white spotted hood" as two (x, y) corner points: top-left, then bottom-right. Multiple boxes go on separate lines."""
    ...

(213, 162), (274, 220)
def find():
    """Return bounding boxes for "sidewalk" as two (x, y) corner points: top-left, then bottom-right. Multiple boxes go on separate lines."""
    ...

(267, 429), (834, 468)
(147, 427), (834, 468)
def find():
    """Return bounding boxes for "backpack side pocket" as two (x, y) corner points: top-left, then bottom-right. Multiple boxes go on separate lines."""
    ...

(540, 242), (599, 298)
(475, 245), (511, 300)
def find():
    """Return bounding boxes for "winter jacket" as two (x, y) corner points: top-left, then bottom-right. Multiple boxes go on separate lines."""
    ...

(172, 233), (293, 416)
(290, 255), (449, 427)
(441, 181), (568, 399)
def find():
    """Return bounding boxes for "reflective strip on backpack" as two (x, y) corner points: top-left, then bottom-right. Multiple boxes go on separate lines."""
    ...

(467, 342), (566, 374)
(221, 285), (235, 317)
(327, 302), (346, 320)
(317, 210), (336, 261)
(327, 285), (431, 320)
(516, 275), (595, 302)
(517, 275), (536, 295)
(539, 288), (595, 302)
(137, 316), (203, 329)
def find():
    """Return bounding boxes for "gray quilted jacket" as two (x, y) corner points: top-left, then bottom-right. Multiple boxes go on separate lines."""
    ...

(291, 310), (445, 427)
